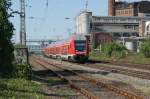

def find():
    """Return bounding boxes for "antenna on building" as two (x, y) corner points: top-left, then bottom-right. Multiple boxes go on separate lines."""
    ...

(46, 0), (48, 8)
(85, 0), (88, 11)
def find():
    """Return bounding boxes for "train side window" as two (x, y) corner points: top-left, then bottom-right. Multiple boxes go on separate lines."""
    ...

(68, 45), (70, 49)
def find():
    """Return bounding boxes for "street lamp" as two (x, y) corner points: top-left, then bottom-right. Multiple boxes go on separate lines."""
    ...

(65, 17), (70, 20)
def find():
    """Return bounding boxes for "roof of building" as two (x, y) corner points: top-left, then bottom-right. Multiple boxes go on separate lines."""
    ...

(115, 0), (150, 10)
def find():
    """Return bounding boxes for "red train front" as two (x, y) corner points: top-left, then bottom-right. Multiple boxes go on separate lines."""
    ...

(43, 34), (88, 62)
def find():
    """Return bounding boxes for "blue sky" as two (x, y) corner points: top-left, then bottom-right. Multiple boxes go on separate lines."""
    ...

(11, 0), (141, 42)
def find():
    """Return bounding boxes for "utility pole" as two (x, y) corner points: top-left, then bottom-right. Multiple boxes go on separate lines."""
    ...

(17, 0), (28, 64)
(20, 0), (26, 46)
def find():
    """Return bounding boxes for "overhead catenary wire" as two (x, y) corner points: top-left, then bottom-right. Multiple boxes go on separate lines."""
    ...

(24, 0), (50, 40)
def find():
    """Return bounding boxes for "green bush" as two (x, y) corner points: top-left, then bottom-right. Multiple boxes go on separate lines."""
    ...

(140, 39), (150, 58)
(14, 64), (31, 79)
(90, 50), (100, 57)
(101, 42), (127, 58)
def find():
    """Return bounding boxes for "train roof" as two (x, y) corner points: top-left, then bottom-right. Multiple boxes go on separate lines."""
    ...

(44, 34), (86, 48)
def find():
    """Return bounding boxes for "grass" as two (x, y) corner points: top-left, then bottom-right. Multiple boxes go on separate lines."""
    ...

(119, 54), (150, 64)
(0, 74), (72, 99)
(89, 51), (116, 62)
(89, 52), (150, 64)
(0, 78), (45, 99)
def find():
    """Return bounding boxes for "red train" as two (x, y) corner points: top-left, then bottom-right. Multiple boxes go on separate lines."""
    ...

(42, 34), (88, 62)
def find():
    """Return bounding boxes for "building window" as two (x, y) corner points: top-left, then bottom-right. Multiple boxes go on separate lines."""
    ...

(147, 25), (150, 32)
(113, 33), (121, 37)
(123, 33), (130, 37)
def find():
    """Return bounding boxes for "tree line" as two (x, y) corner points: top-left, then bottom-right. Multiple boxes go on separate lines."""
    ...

(0, 0), (30, 78)
(0, 0), (14, 76)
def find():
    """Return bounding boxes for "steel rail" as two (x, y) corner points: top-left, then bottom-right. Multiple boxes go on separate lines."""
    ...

(32, 58), (99, 99)
(90, 66), (150, 80)
(109, 62), (150, 70)
(32, 55), (144, 99)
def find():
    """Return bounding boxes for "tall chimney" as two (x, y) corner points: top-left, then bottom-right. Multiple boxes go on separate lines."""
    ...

(108, 0), (115, 16)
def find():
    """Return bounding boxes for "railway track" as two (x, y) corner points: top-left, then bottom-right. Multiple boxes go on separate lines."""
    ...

(32, 57), (98, 99)
(31, 55), (144, 99)
(109, 62), (150, 71)
(88, 60), (150, 71)
(82, 63), (150, 80)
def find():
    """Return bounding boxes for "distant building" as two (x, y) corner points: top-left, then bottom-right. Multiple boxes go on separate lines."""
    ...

(26, 39), (54, 54)
(27, 43), (46, 54)
(108, 0), (150, 17)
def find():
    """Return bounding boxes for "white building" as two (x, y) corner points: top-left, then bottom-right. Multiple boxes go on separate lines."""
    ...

(75, 11), (92, 34)
(145, 21), (150, 37)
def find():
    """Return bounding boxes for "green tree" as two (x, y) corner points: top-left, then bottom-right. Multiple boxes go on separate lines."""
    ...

(0, 0), (14, 76)
(140, 39), (150, 58)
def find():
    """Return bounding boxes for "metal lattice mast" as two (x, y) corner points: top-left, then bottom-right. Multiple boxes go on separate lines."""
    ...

(20, 0), (26, 46)
(19, 0), (28, 65)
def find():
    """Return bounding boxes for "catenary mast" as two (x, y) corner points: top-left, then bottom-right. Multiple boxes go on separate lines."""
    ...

(18, 0), (28, 64)
(20, 0), (26, 46)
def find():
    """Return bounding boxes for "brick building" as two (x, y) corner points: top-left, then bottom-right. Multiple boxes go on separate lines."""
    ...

(91, 33), (112, 50)
(108, 0), (150, 17)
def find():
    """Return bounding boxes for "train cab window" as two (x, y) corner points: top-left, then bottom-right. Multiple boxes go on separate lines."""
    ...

(75, 40), (86, 51)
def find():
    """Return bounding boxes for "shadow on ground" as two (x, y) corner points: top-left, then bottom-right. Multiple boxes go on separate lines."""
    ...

(31, 69), (82, 98)
(32, 70), (66, 86)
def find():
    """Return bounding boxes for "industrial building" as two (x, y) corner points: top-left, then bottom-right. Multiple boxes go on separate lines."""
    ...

(75, 11), (150, 52)
(75, 11), (150, 37)
(108, 0), (150, 17)
(75, 0), (150, 52)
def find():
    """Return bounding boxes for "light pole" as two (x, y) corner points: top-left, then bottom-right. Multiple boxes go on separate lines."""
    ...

(65, 17), (72, 37)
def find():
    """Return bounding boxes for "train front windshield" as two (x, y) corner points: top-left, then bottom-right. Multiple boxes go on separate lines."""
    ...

(75, 40), (86, 51)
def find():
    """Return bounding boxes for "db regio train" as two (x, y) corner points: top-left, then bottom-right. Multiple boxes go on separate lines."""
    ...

(42, 34), (88, 62)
